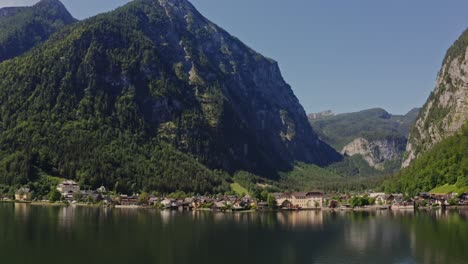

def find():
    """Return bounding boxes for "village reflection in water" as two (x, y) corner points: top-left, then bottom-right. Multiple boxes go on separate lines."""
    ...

(11, 203), (468, 228)
(4, 203), (468, 264)
(276, 210), (323, 229)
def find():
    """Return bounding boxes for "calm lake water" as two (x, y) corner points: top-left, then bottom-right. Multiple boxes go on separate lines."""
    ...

(1, 203), (467, 264)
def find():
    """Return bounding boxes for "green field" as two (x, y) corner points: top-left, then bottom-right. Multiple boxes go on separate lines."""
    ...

(230, 183), (249, 196)
(430, 184), (468, 194)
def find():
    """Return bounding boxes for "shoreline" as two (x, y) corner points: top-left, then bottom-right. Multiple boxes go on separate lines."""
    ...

(3, 200), (468, 212)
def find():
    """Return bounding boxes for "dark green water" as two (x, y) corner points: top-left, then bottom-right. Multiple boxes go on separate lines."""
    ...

(1, 203), (467, 264)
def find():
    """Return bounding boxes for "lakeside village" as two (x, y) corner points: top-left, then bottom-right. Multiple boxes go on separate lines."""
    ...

(5, 180), (468, 211)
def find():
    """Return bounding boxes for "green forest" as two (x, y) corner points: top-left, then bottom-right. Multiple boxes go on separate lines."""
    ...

(0, 0), (237, 195)
(0, 0), (466, 199)
(0, 0), (339, 196)
(382, 122), (468, 196)
(0, 0), (75, 62)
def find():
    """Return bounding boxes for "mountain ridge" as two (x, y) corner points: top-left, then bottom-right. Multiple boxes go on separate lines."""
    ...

(0, 0), (340, 193)
(0, 0), (76, 62)
(383, 29), (468, 195)
(403, 29), (468, 167)
(309, 107), (419, 172)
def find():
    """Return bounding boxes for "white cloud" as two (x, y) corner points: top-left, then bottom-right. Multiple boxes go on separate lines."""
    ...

(0, 0), (40, 8)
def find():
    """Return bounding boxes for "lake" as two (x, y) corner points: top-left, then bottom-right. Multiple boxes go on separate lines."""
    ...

(1, 203), (467, 264)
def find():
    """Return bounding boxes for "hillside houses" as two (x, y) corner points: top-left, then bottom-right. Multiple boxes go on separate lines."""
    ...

(211, 202), (227, 211)
(119, 195), (138, 206)
(15, 188), (31, 201)
(6, 180), (468, 212)
(369, 193), (405, 206)
(460, 193), (468, 205)
(414, 192), (468, 206)
(57, 180), (80, 200)
(81, 190), (103, 202)
(115, 190), (468, 211)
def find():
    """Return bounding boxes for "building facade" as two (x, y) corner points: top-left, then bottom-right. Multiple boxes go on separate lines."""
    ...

(57, 180), (80, 200)
(15, 188), (31, 201)
(279, 192), (324, 209)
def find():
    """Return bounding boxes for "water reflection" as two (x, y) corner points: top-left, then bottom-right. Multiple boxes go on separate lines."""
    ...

(410, 210), (468, 264)
(344, 211), (405, 254)
(1, 203), (467, 264)
(276, 211), (323, 229)
(14, 203), (29, 220)
(57, 206), (76, 230)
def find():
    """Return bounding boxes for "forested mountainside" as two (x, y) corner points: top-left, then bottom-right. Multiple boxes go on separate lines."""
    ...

(309, 108), (419, 172)
(382, 122), (467, 196)
(403, 30), (468, 168)
(0, 0), (76, 62)
(383, 29), (468, 195)
(0, 0), (341, 194)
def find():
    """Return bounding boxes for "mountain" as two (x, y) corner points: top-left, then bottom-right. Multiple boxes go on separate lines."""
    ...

(382, 123), (467, 195)
(382, 30), (468, 195)
(402, 30), (468, 168)
(0, 0), (76, 62)
(309, 108), (419, 171)
(0, 0), (340, 194)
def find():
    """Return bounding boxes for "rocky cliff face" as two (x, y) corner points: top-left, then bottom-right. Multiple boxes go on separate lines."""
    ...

(403, 30), (468, 167)
(309, 108), (418, 171)
(342, 137), (406, 170)
(145, 0), (342, 173)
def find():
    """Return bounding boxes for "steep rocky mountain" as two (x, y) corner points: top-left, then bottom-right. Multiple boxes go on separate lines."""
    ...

(0, 0), (76, 62)
(383, 30), (468, 195)
(0, 0), (340, 193)
(309, 108), (419, 171)
(383, 123), (467, 195)
(403, 30), (468, 168)
(341, 137), (406, 170)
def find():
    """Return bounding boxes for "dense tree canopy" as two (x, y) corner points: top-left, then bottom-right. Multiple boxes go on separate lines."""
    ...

(0, 0), (76, 62)
(382, 122), (468, 196)
(0, 0), (339, 194)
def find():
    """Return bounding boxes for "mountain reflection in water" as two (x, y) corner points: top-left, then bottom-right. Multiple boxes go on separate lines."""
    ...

(1, 203), (467, 264)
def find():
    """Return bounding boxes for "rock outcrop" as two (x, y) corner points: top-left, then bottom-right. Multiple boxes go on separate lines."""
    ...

(342, 137), (406, 170)
(309, 108), (418, 171)
(308, 110), (335, 120)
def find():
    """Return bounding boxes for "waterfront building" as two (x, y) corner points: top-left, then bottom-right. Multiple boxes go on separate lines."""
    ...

(15, 187), (31, 201)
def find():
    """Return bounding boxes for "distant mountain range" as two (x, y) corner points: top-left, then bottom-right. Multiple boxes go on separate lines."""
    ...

(0, 0), (340, 194)
(309, 108), (419, 172)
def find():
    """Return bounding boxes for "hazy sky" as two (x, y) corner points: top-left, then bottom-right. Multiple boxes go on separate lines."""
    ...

(2, 0), (468, 114)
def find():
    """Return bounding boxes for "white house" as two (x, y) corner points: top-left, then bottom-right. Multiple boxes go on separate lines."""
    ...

(280, 192), (324, 209)
(299, 192), (323, 209)
(57, 180), (80, 200)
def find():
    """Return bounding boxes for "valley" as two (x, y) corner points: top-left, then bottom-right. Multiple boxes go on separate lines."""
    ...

(0, 0), (465, 200)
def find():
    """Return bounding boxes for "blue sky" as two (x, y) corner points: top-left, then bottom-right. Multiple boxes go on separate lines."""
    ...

(2, 0), (468, 114)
